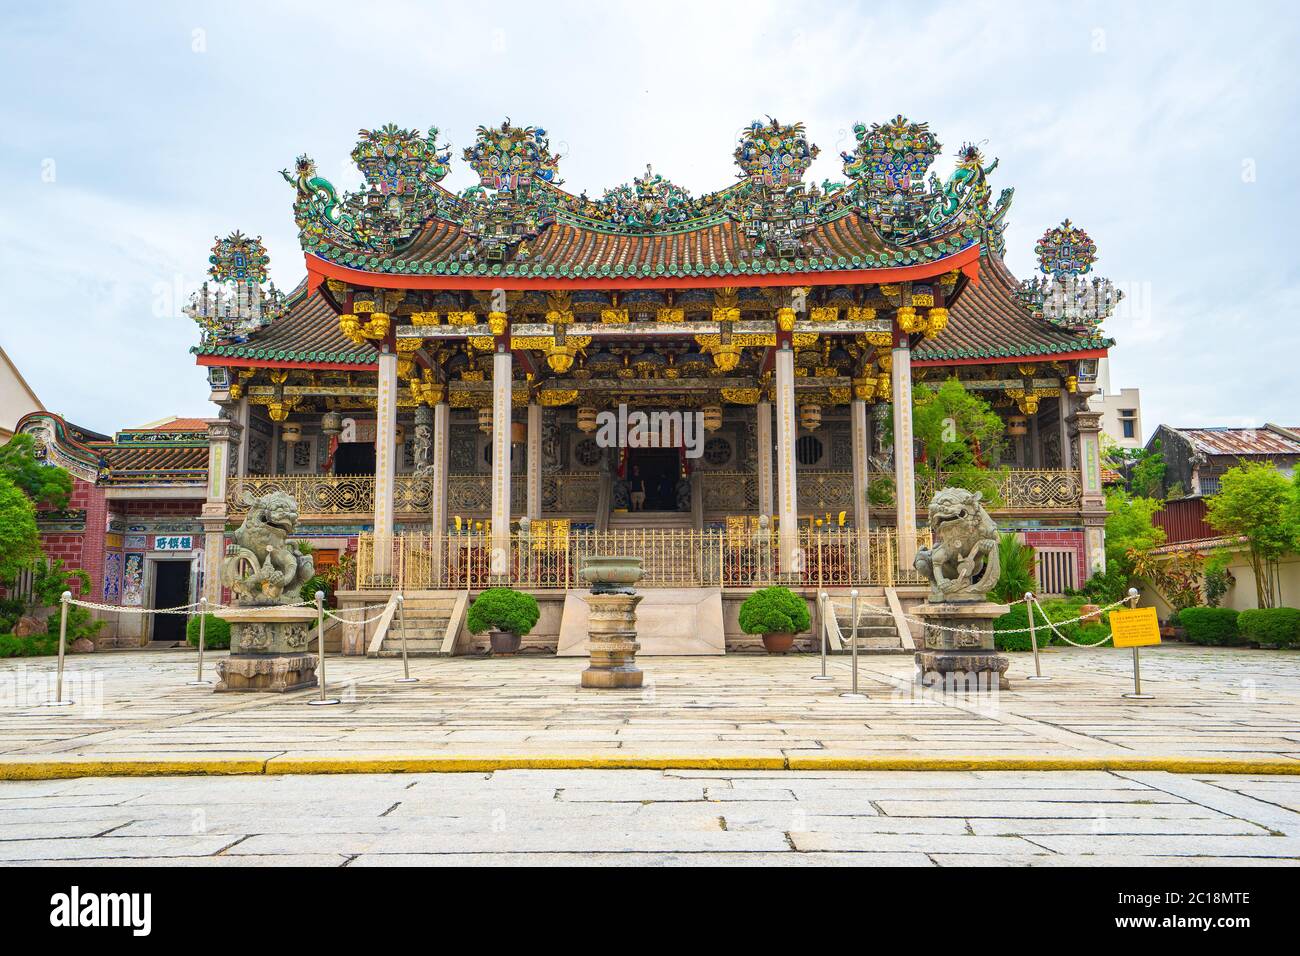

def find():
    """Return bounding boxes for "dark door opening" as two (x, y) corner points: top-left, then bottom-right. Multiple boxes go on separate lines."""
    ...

(334, 441), (376, 476)
(627, 449), (682, 511)
(152, 561), (191, 643)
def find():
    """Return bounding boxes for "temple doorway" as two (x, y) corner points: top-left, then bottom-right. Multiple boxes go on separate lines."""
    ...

(151, 560), (190, 643)
(334, 441), (376, 476)
(627, 448), (681, 511)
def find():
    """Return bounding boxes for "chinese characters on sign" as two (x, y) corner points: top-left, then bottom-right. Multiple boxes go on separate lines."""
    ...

(153, 535), (194, 552)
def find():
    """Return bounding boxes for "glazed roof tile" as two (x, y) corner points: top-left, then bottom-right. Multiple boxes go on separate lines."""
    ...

(914, 253), (1112, 362)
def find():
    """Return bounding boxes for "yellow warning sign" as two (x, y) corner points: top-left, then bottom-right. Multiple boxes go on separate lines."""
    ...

(1110, 607), (1162, 648)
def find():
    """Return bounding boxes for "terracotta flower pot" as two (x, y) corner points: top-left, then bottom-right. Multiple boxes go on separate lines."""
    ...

(761, 632), (795, 654)
(489, 630), (521, 656)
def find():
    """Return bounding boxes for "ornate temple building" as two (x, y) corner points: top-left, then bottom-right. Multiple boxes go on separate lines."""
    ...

(17, 116), (1123, 651)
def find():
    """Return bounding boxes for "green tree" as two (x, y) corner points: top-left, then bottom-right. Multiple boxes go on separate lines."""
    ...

(1104, 489), (1166, 572)
(909, 377), (1008, 505)
(0, 475), (41, 584)
(1205, 462), (1300, 608)
(0, 433), (73, 508)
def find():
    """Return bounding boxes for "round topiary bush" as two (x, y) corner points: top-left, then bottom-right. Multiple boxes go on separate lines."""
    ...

(186, 613), (231, 650)
(466, 588), (540, 636)
(1238, 608), (1300, 648)
(1178, 607), (1241, 646)
(738, 586), (811, 635)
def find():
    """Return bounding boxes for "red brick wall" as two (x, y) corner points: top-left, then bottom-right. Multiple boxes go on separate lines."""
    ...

(1022, 529), (1088, 589)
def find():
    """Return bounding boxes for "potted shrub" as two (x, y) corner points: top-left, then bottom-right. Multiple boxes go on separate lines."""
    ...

(738, 586), (811, 653)
(467, 587), (540, 656)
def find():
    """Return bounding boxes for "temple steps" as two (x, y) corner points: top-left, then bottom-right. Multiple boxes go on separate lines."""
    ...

(832, 607), (909, 654)
(606, 511), (694, 531)
(370, 591), (467, 657)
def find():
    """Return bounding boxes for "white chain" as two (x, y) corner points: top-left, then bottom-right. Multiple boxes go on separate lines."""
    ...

(67, 597), (313, 615)
(1028, 595), (1114, 647)
(323, 602), (392, 626)
(828, 596), (1130, 635)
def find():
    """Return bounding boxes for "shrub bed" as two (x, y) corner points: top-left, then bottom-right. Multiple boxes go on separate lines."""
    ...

(1178, 607), (1241, 646)
(186, 613), (232, 649)
(1237, 607), (1300, 648)
(993, 600), (1111, 651)
(466, 588), (540, 636)
(0, 633), (60, 657)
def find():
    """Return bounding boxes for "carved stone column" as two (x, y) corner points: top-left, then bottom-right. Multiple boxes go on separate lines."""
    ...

(372, 347), (398, 576)
(891, 330), (917, 572)
(201, 416), (241, 605)
(850, 397), (872, 579)
(490, 348), (513, 571)
(1070, 407), (1108, 579)
(526, 402), (542, 520)
(428, 399), (450, 581)
(413, 403), (433, 473)
(774, 346), (799, 573)
(756, 399), (774, 520)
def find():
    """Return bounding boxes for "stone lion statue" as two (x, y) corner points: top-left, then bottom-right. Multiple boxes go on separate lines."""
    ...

(913, 487), (1000, 603)
(222, 491), (315, 606)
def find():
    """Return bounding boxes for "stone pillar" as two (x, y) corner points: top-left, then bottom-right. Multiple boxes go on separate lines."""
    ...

(891, 332), (917, 572)
(372, 347), (398, 576)
(1070, 407), (1107, 579)
(526, 402), (542, 520)
(774, 346), (799, 573)
(850, 397), (871, 579)
(756, 400), (774, 520)
(1058, 394), (1074, 471)
(490, 349), (512, 571)
(201, 417), (241, 605)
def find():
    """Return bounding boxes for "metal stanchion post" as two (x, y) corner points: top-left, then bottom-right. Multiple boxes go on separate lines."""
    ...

(41, 591), (74, 707)
(812, 591), (833, 681)
(1025, 591), (1050, 682)
(309, 590), (340, 706)
(840, 588), (867, 700)
(396, 592), (417, 683)
(1121, 587), (1153, 700)
(188, 596), (212, 686)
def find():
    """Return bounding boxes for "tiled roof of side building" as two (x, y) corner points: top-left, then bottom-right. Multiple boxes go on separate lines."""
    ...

(914, 253), (1112, 362)
(1172, 427), (1300, 457)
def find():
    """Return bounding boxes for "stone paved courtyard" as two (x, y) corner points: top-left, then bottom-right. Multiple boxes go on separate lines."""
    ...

(1, 769), (1298, 865)
(0, 645), (1298, 765)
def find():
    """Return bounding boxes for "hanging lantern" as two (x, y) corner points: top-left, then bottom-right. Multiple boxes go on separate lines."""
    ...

(1007, 415), (1028, 437)
(478, 407), (493, 433)
(577, 406), (599, 433)
(320, 411), (343, 436)
(800, 403), (822, 431)
(510, 421), (527, 445)
(702, 404), (723, 432)
(280, 422), (302, 444)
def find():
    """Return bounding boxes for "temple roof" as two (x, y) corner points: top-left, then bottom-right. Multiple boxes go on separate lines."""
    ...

(285, 117), (1012, 286)
(196, 282), (378, 366)
(14, 411), (210, 488)
(914, 254), (1112, 363)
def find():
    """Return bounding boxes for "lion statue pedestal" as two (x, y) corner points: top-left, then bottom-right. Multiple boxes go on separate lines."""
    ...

(911, 488), (1010, 692)
(214, 491), (320, 694)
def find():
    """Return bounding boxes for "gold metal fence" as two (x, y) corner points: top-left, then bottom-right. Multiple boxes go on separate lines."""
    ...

(356, 527), (932, 591)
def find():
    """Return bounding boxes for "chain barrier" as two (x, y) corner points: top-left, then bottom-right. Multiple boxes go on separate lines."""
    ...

(826, 595), (1131, 636)
(67, 597), (314, 615)
(322, 603), (391, 626)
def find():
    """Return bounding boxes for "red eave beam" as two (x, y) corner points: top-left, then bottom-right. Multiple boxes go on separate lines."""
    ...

(911, 347), (1109, 368)
(303, 245), (980, 292)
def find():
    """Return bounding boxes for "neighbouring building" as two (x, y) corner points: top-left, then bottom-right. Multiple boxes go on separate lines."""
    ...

(18, 115), (1131, 651)
(1089, 359), (1142, 448)
(1147, 424), (1300, 498)
(0, 345), (44, 442)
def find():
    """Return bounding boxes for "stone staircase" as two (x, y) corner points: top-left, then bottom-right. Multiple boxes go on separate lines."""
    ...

(370, 592), (465, 657)
(607, 511), (693, 531)
(831, 592), (910, 654)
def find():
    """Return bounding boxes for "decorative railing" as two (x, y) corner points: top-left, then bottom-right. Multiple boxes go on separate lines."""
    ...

(699, 471), (759, 513)
(356, 527), (932, 590)
(229, 469), (1083, 519)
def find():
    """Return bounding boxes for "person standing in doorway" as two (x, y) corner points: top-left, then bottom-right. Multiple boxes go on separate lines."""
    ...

(629, 465), (646, 511)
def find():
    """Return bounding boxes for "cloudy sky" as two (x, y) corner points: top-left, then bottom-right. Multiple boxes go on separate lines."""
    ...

(1, 0), (1296, 436)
